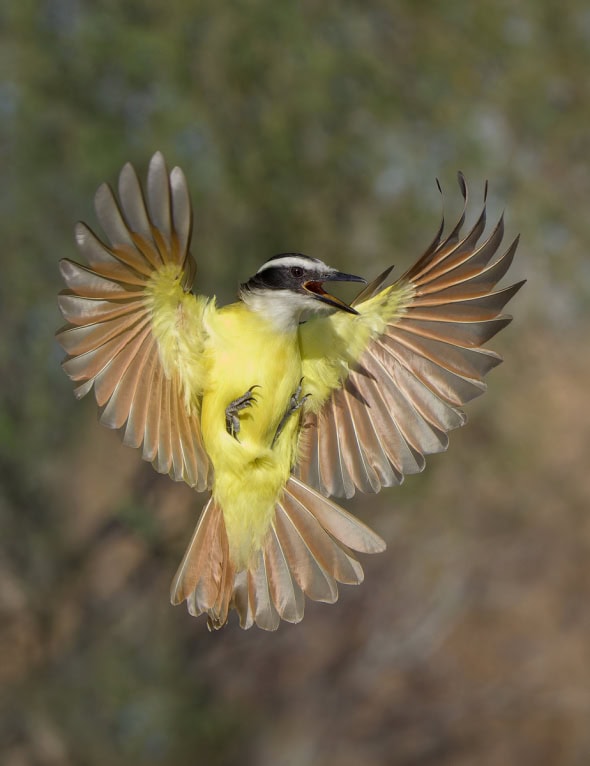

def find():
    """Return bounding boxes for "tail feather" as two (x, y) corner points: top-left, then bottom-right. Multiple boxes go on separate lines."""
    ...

(231, 570), (253, 629)
(170, 497), (235, 628)
(171, 477), (385, 631)
(264, 527), (305, 623)
(279, 487), (365, 586)
(286, 477), (386, 554)
(206, 535), (235, 630)
(248, 550), (281, 631)
(273, 502), (338, 604)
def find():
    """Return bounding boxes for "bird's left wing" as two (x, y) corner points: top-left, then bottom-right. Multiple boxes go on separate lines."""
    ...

(56, 153), (212, 490)
(297, 176), (524, 499)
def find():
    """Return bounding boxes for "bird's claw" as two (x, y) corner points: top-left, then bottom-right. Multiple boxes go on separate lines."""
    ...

(272, 378), (310, 448)
(225, 385), (260, 440)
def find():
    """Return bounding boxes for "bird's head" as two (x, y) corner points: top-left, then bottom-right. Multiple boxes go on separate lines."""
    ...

(240, 253), (366, 330)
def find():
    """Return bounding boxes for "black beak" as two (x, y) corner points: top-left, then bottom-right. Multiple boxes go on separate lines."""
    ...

(303, 270), (366, 315)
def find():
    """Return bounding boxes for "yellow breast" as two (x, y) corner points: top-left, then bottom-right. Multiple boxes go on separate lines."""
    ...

(200, 302), (303, 566)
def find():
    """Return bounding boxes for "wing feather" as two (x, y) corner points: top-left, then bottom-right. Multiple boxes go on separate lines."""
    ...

(168, 382), (184, 482)
(60, 259), (141, 298)
(124, 342), (160, 454)
(109, 339), (156, 437)
(318, 404), (354, 498)
(56, 152), (211, 490)
(76, 221), (153, 281)
(298, 176), (524, 498)
(57, 310), (148, 357)
(336, 385), (381, 493)
(93, 324), (153, 408)
(58, 292), (144, 326)
(365, 344), (448, 454)
(170, 166), (193, 260)
(61, 314), (152, 382)
(117, 161), (154, 244)
(155, 371), (172, 475)
(143, 354), (163, 464)
(341, 385), (398, 490)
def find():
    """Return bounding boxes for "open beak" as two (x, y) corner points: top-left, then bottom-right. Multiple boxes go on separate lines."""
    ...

(303, 270), (366, 315)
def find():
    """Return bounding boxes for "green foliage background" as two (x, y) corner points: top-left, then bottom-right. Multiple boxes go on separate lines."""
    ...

(2, 2), (589, 764)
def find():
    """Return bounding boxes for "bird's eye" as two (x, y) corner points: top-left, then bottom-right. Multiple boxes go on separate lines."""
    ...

(290, 266), (304, 278)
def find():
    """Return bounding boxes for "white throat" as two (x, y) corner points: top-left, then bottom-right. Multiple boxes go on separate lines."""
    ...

(241, 289), (324, 333)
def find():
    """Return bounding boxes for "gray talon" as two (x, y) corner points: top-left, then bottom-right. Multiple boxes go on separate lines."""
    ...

(272, 378), (310, 448)
(225, 385), (260, 440)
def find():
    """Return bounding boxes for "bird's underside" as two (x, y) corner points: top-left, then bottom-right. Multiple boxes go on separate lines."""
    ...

(56, 153), (523, 631)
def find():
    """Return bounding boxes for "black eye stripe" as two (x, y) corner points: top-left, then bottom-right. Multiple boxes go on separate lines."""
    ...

(245, 263), (314, 291)
(253, 267), (288, 288)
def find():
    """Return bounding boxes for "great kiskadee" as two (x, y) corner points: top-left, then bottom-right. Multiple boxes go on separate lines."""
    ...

(57, 153), (523, 630)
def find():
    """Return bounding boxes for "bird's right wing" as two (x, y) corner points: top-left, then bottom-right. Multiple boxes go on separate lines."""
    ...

(56, 153), (212, 490)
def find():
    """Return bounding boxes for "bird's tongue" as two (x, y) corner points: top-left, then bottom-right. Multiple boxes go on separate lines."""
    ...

(305, 280), (326, 296)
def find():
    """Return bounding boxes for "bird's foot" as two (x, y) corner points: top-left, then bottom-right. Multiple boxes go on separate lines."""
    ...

(225, 385), (260, 441)
(272, 378), (310, 448)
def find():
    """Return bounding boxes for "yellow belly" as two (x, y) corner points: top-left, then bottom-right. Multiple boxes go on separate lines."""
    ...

(200, 303), (303, 567)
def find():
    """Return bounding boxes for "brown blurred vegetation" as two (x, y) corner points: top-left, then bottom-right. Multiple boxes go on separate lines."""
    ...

(1, 1), (590, 764)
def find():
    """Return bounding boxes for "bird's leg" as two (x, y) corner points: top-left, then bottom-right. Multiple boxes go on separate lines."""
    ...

(225, 385), (260, 441)
(272, 378), (310, 448)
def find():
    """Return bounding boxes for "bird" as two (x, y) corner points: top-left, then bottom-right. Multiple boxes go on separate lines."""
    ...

(56, 152), (523, 631)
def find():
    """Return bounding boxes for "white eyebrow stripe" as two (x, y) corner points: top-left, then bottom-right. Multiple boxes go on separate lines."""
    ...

(256, 255), (323, 274)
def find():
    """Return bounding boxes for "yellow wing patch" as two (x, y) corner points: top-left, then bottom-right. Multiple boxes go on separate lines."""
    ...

(299, 280), (414, 412)
(146, 263), (210, 413)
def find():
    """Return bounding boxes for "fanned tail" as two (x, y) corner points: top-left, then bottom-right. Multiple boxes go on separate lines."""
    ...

(170, 477), (385, 631)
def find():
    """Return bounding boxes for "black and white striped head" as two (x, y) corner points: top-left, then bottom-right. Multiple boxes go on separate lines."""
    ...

(240, 253), (365, 328)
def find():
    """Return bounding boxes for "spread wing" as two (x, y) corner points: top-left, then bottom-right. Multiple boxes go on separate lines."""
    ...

(297, 175), (524, 499)
(56, 152), (212, 490)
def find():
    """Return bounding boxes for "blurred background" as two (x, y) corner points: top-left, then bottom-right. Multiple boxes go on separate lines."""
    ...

(2, 1), (590, 764)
